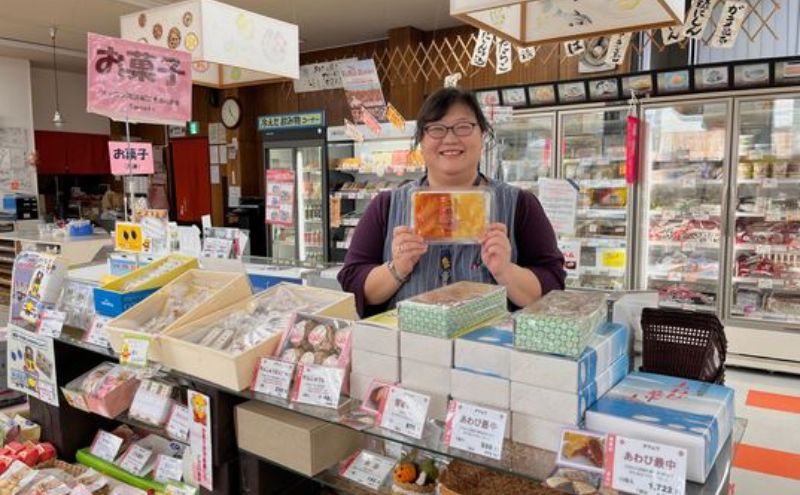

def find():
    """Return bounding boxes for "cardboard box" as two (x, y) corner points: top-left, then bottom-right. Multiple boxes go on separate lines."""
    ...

(511, 413), (563, 452)
(454, 317), (514, 378)
(351, 349), (401, 383)
(352, 309), (399, 356)
(236, 401), (363, 477)
(106, 270), (252, 362)
(450, 368), (510, 410)
(510, 322), (629, 391)
(585, 372), (735, 483)
(159, 284), (356, 390)
(510, 353), (628, 425)
(401, 358), (451, 395)
(400, 332), (454, 367)
(400, 383), (449, 422)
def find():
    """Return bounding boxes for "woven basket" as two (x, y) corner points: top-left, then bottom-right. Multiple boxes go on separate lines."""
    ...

(438, 484), (460, 495)
(640, 307), (727, 384)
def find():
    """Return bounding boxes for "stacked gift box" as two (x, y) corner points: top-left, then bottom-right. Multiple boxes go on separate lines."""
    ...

(351, 309), (402, 400)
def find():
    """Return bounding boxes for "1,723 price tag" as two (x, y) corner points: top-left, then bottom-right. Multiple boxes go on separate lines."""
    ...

(379, 387), (430, 440)
(339, 450), (396, 490)
(443, 400), (507, 461)
(290, 364), (344, 409)
(251, 357), (296, 399)
(603, 434), (688, 495)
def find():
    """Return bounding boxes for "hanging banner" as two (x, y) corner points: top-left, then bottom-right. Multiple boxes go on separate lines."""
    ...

(109, 141), (154, 175)
(604, 33), (632, 67)
(661, 25), (686, 46)
(360, 106), (382, 136)
(339, 59), (387, 124)
(188, 390), (213, 491)
(384, 103), (406, 132)
(564, 39), (586, 57)
(682, 0), (719, 40)
(710, 1), (749, 48)
(470, 30), (494, 67)
(87, 33), (191, 126)
(517, 46), (537, 63)
(626, 116), (640, 184)
(7, 326), (58, 407)
(495, 39), (513, 75)
(265, 169), (295, 227)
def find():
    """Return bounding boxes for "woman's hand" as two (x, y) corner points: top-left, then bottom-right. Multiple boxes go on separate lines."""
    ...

(481, 223), (513, 282)
(391, 226), (427, 279)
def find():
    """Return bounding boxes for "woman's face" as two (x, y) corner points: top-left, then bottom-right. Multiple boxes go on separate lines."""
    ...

(420, 102), (483, 181)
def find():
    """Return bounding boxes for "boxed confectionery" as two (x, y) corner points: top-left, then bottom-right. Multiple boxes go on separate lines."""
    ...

(352, 309), (399, 356)
(450, 368), (510, 410)
(93, 254), (199, 317)
(401, 358), (451, 395)
(400, 383), (449, 422)
(105, 270), (252, 361)
(158, 284), (356, 391)
(511, 413), (563, 451)
(585, 372), (735, 483)
(400, 331), (454, 367)
(398, 281), (507, 338)
(510, 353), (628, 425)
(351, 349), (400, 383)
(235, 400), (363, 477)
(514, 291), (608, 358)
(410, 187), (492, 243)
(61, 363), (140, 418)
(454, 316), (513, 378)
(275, 313), (353, 370)
(510, 322), (630, 391)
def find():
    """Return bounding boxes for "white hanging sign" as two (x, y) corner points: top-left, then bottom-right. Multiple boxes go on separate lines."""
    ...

(495, 39), (513, 75)
(517, 46), (537, 63)
(471, 30), (494, 67)
(604, 33), (632, 66)
(444, 73), (463, 88)
(710, 1), (749, 48)
(683, 0), (719, 39)
(564, 39), (586, 57)
(661, 25), (686, 46)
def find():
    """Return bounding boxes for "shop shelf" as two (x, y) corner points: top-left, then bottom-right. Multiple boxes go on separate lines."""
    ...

(650, 208), (722, 219)
(562, 236), (626, 248)
(334, 191), (381, 201)
(737, 178), (800, 186)
(650, 179), (724, 187)
(575, 179), (626, 189)
(732, 277), (800, 289)
(660, 300), (717, 313)
(578, 266), (625, 277)
(735, 244), (800, 254)
(576, 208), (627, 219)
(648, 240), (720, 250)
(730, 310), (800, 323)
(648, 272), (718, 284)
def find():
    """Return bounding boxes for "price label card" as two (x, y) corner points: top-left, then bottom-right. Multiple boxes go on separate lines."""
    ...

(251, 357), (296, 399)
(85, 315), (111, 348)
(290, 364), (344, 409)
(755, 245), (772, 256)
(757, 279), (774, 290)
(378, 387), (430, 439)
(763, 178), (778, 188)
(89, 430), (123, 462)
(667, 272), (682, 282)
(37, 309), (66, 338)
(603, 434), (687, 495)
(339, 450), (396, 490)
(154, 455), (183, 483)
(443, 400), (507, 461)
(120, 335), (150, 367)
(166, 404), (190, 442)
(118, 444), (153, 476)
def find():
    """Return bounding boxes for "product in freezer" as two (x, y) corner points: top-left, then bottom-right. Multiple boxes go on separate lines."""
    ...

(658, 285), (715, 307)
(410, 188), (491, 243)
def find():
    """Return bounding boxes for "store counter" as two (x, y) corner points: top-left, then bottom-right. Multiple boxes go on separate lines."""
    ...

(0, 231), (112, 266)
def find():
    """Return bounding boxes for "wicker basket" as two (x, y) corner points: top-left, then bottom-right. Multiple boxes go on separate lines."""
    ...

(640, 308), (727, 384)
(438, 485), (460, 495)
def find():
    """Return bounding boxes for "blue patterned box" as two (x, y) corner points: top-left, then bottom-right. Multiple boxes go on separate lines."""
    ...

(585, 372), (735, 483)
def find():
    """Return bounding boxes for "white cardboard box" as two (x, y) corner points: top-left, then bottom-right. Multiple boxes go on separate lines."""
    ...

(450, 368), (510, 410)
(351, 349), (401, 382)
(454, 318), (514, 379)
(349, 371), (387, 402)
(400, 332), (453, 367)
(352, 310), (400, 356)
(399, 383), (449, 422)
(511, 412), (563, 452)
(401, 358), (451, 395)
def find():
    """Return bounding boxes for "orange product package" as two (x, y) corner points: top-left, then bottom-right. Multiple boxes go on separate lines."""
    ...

(410, 188), (491, 243)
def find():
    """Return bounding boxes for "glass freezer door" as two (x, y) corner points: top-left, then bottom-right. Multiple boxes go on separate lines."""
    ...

(266, 147), (297, 261)
(495, 113), (555, 192)
(641, 101), (730, 311)
(729, 96), (800, 325)
(298, 145), (324, 264)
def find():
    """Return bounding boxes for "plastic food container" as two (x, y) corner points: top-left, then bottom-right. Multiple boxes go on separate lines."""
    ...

(410, 188), (492, 244)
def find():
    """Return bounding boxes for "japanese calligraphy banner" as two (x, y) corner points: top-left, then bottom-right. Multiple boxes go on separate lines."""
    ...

(605, 33), (632, 67)
(495, 39), (513, 75)
(87, 33), (191, 126)
(564, 39), (586, 57)
(470, 30), (493, 67)
(710, 1), (749, 48)
(661, 25), (686, 46)
(517, 46), (537, 64)
(682, 0), (719, 39)
(109, 141), (154, 175)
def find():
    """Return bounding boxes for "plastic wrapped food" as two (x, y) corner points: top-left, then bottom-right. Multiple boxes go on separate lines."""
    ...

(410, 188), (491, 243)
(61, 363), (140, 419)
(139, 280), (219, 334)
(120, 258), (186, 292)
(128, 380), (177, 427)
(514, 291), (608, 358)
(275, 314), (353, 369)
(398, 282), (507, 338)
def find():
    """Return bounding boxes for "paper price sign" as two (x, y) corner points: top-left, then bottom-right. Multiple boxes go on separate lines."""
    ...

(85, 315), (111, 348)
(444, 401), (507, 461)
(154, 455), (183, 483)
(604, 434), (687, 495)
(290, 364), (344, 409)
(166, 404), (190, 442)
(251, 357), (296, 399)
(379, 387), (430, 439)
(120, 336), (150, 367)
(339, 450), (396, 491)
(118, 444), (153, 476)
(90, 431), (123, 462)
(37, 309), (66, 338)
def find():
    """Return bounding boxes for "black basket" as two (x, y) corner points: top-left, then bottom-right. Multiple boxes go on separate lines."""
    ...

(640, 308), (727, 385)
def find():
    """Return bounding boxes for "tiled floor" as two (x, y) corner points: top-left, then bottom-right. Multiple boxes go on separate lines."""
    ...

(726, 367), (800, 494)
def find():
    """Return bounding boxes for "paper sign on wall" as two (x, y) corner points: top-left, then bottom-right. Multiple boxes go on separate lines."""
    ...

(710, 1), (749, 48)
(6, 325), (59, 407)
(538, 179), (578, 236)
(661, 25), (686, 46)
(109, 142), (154, 175)
(517, 46), (537, 63)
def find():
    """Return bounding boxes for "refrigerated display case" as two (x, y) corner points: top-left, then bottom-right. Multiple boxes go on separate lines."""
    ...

(639, 100), (730, 312)
(557, 107), (631, 291)
(493, 112), (556, 192)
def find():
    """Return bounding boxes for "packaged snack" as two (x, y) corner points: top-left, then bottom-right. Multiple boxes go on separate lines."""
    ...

(58, 280), (97, 332)
(61, 364), (140, 419)
(275, 314), (353, 369)
(128, 380), (177, 428)
(410, 188), (492, 243)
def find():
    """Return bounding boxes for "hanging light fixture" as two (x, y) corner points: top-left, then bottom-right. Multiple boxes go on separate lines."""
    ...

(49, 26), (65, 128)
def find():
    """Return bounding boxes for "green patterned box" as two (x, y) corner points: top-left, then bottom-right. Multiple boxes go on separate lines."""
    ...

(398, 282), (507, 338)
(514, 291), (608, 358)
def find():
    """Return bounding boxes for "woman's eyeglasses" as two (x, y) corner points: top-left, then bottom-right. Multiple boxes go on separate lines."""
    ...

(423, 122), (479, 139)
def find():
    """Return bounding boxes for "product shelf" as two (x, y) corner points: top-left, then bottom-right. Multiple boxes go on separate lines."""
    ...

(732, 277), (800, 289)
(648, 240), (720, 250)
(735, 243), (800, 254)
(648, 273), (719, 284)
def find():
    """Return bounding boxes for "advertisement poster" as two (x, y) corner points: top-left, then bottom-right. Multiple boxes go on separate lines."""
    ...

(265, 169), (295, 226)
(7, 326), (58, 407)
(538, 178), (578, 236)
(188, 390), (213, 490)
(339, 59), (386, 124)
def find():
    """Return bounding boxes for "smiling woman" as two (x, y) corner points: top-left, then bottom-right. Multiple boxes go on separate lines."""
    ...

(337, 88), (566, 317)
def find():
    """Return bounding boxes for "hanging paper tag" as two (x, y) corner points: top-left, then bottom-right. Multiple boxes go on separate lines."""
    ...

(626, 116), (640, 184)
(90, 430), (123, 462)
(683, 0), (719, 39)
(85, 315), (111, 348)
(443, 400), (507, 461)
(37, 309), (66, 338)
(290, 363), (345, 409)
(120, 335), (150, 367)
(444, 73), (463, 88)
(661, 25), (686, 46)
(605, 33), (632, 66)
(378, 386), (430, 439)
(564, 39), (586, 57)
(251, 357), (295, 399)
(517, 46), (537, 63)
(118, 444), (153, 477)
(385, 103), (407, 131)
(710, 1), (749, 48)
(339, 450), (396, 490)
(471, 30), (494, 67)
(603, 434), (688, 495)
(154, 455), (184, 483)
(166, 404), (191, 442)
(344, 118), (364, 143)
(187, 390), (213, 490)
(495, 39), (513, 75)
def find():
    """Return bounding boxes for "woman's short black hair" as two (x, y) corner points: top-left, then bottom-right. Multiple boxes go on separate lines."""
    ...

(413, 88), (492, 147)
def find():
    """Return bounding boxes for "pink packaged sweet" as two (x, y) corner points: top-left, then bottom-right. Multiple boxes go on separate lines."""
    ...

(275, 313), (353, 370)
(62, 363), (140, 419)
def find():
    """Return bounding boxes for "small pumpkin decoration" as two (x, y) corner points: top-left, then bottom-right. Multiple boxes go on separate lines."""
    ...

(393, 463), (417, 484)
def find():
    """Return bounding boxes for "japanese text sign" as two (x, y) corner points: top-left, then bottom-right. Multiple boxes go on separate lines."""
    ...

(251, 357), (295, 399)
(604, 435), (688, 495)
(444, 400), (507, 460)
(710, 1), (748, 48)
(339, 450), (396, 490)
(87, 32), (191, 126)
(290, 364), (344, 409)
(257, 111), (325, 131)
(109, 142), (154, 175)
(379, 386), (430, 439)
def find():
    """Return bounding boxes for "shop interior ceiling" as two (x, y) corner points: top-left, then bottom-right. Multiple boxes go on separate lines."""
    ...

(0, 0), (461, 73)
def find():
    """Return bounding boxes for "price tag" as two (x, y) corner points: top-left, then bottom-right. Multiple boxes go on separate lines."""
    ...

(154, 455), (183, 483)
(120, 335), (150, 367)
(756, 245), (771, 256)
(603, 434), (687, 495)
(84, 315), (111, 348)
(667, 272), (682, 282)
(251, 357), (296, 399)
(290, 364), (344, 409)
(757, 279), (774, 290)
(37, 309), (66, 338)
(379, 387), (430, 440)
(118, 444), (153, 476)
(89, 430), (123, 462)
(339, 450), (396, 490)
(165, 483), (198, 495)
(166, 404), (191, 442)
(762, 178), (778, 188)
(443, 400), (507, 461)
